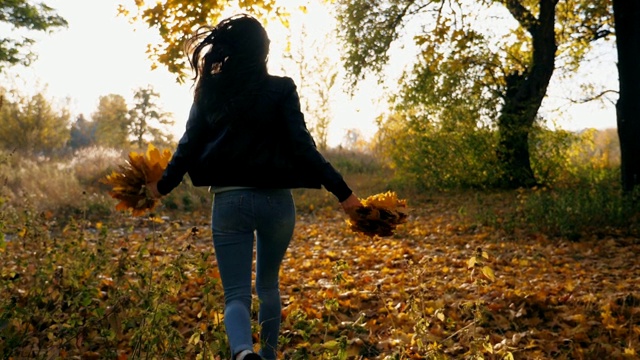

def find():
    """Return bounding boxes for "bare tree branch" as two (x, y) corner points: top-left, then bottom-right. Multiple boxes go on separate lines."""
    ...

(570, 89), (619, 106)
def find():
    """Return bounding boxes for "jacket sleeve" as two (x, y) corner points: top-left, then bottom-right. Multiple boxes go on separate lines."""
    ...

(157, 103), (206, 195)
(281, 77), (353, 202)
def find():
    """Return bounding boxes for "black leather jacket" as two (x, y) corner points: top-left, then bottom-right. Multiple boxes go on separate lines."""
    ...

(157, 75), (353, 202)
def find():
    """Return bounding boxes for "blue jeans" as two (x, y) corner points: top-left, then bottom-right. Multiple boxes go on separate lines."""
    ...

(211, 188), (295, 360)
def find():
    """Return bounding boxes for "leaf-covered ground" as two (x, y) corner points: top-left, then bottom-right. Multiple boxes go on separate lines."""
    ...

(1, 193), (639, 359)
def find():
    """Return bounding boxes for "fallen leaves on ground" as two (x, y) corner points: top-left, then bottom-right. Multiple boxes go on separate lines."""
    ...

(0, 193), (639, 359)
(101, 144), (172, 216)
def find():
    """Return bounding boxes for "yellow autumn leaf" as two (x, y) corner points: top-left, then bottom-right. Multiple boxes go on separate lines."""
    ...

(467, 256), (477, 269)
(482, 266), (496, 282)
(188, 332), (200, 345)
(149, 216), (165, 224)
(322, 340), (339, 350)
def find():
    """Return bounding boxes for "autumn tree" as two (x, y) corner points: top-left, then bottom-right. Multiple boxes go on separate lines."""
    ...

(342, 128), (369, 151)
(306, 37), (338, 151)
(0, 0), (67, 72)
(117, 0), (289, 83)
(335, 0), (613, 188)
(117, 1), (343, 147)
(0, 88), (70, 154)
(612, 0), (640, 194)
(128, 86), (175, 149)
(281, 25), (337, 150)
(92, 94), (130, 149)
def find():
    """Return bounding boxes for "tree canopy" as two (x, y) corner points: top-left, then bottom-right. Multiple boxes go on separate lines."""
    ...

(116, 0), (619, 188)
(92, 94), (130, 149)
(336, 0), (612, 88)
(336, 0), (613, 187)
(117, 0), (290, 83)
(0, 0), (67, 72)
(0, 87), (70, 154)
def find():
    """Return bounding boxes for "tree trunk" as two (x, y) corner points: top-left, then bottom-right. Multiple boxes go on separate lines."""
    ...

(613, 0), (640, 193)
(496, 0), (558, 188)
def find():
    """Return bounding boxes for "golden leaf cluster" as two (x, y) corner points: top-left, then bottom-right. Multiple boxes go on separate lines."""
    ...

(348, 191), (408, 237)
(101, 144), (172, 216)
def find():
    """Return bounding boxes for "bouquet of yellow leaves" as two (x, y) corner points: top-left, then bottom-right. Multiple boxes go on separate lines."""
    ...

(101, 144), (172, 216)
(348, 191), (408, 237)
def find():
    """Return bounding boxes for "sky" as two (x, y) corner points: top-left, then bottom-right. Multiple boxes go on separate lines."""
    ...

(4, 0), (387, 148)
(3, 0), (619, 148)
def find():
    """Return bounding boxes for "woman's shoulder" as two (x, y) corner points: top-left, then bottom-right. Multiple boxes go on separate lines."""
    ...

(265, 74), (297, 90)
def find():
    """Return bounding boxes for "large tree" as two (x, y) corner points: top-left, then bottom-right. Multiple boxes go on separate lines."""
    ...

(0, 88), (70, 154)
(0, 0), (67, 72)
(128, 86), (175, 149)
(335, 0), (612, 188)
(281, 25), (338, 150)
(92, 94), (130, 149)
(612, 0), (640, 194)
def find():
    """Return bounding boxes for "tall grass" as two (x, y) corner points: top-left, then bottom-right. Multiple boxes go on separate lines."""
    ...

(0, 146), (396, 223)
(1, 143), (637, 240)
(469, 176), (640, 240)
(0, 147), (118, 222)
(518, 180), (638, 239)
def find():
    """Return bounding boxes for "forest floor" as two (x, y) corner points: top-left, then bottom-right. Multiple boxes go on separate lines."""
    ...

(1, 191), (639, 359)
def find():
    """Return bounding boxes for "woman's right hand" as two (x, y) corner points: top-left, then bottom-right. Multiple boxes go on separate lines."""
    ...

(340, 193), (363, 219)
(146, 181), (162, 199)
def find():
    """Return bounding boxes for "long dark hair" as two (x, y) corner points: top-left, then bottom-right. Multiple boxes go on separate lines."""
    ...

(185, 14), (270, 108)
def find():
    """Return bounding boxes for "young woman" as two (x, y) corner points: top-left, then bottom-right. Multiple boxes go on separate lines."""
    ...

(147, 14), (362, 360)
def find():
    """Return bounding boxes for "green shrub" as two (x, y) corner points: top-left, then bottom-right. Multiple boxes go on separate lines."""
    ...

(380, 121), (501, 190)
(474, 177), (640, 240)
(530, 127), (621, 186)
(519, 179), (638, 239)
(529, 126), (578, 185)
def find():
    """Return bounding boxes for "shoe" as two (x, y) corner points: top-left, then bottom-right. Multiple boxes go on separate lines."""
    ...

(235, 350), (263, 360)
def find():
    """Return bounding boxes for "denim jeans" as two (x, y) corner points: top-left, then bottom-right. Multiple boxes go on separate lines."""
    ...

(211, 188), (295, 360)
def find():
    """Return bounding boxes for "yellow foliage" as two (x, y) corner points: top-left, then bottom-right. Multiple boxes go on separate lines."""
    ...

(101, 143), (172, 216)
(118, 0), (288, 83)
